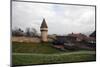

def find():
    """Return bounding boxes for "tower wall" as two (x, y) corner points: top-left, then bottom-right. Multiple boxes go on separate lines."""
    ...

(41, 28), (48, 42)
(40, 19), (48, 42)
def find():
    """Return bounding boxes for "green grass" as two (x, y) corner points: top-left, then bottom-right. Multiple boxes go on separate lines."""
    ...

(12, 52), (96, 66)
(12, 42), (64, 54)
(12, 42), (96, 66)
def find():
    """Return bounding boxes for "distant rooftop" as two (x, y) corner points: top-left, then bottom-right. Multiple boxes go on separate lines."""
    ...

(90, 31), (96, 37)
(40, 18), (48, 28)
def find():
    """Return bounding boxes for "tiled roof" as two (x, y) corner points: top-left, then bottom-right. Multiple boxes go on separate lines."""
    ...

(40, 19), (48, 28)
(90, 31), (96, 37)
(68, 33), (87, 40)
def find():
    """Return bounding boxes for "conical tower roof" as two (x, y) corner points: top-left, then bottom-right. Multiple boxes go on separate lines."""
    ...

(40, 19), (48, 28)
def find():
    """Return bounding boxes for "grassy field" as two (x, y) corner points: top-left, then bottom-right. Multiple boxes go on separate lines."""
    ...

(12, 42), (64, 54)
(12, 42), (96, 66)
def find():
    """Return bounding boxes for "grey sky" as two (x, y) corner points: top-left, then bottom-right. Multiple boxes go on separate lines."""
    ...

(12, 1), (95, 35)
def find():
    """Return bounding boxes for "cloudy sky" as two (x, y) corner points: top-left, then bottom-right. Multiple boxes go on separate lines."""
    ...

(12, 1), (95, 35)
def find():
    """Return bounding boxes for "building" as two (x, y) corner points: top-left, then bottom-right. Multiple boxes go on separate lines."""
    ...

(89, 31), (96, 38)
(40, 18), (48, 42)
(88, 31), (96, 44)
(68, 33), (87, 42)
(68, 32), (96, 44)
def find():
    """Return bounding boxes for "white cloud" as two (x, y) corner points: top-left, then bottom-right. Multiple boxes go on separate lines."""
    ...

(12, 1), (95, 35)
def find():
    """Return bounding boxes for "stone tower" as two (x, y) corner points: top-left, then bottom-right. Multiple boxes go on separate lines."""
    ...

(40, 18), (48, 42)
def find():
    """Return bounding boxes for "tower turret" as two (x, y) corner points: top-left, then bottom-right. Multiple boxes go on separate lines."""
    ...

(40, 18), (48, 42)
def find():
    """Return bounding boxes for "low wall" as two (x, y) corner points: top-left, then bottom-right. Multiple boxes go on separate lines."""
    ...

(12, 36), (41, 43)
(12, 36), (54, 43)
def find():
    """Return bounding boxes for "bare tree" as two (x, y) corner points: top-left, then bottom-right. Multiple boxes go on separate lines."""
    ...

(25, 27), (37, 37)
(31, 28), (37, 36)
(12, 28), (24, 36)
